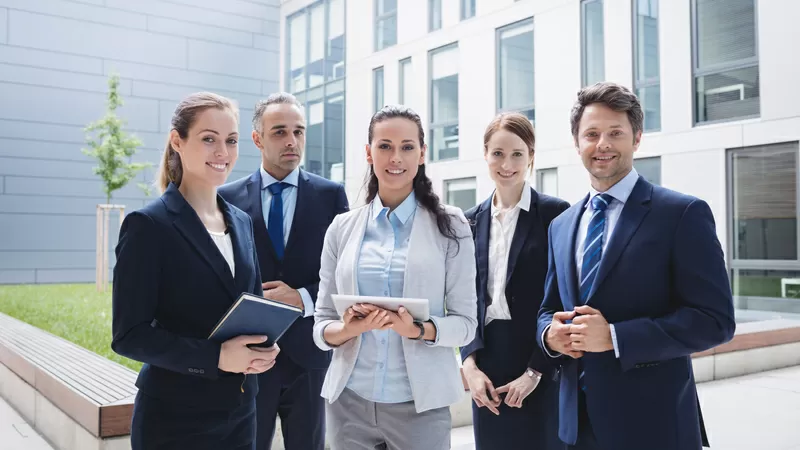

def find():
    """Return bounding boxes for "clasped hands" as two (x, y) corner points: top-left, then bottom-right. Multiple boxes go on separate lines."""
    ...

(545, 305), (614, 358)
(342, 303), (420, 339)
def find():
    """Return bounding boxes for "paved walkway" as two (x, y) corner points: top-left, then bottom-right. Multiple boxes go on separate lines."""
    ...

(2, 365), (799, 450)
(452, 364), (800, 450)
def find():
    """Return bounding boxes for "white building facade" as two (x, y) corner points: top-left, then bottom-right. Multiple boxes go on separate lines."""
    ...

(279, 0), (800, 318)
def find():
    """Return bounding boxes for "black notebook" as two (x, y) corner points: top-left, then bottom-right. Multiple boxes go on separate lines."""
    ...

(208, 293), (303, 347)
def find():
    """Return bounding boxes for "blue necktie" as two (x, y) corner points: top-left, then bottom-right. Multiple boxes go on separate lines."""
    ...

(579, 193), (612, 303)
(267, 182), (288, 260)
(578, 193), (612, 390)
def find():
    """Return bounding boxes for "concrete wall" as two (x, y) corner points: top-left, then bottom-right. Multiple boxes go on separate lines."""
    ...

(0, 0), (281, 284)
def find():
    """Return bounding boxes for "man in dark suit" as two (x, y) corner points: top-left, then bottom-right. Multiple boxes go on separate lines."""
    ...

(219, 92), (349, 450)
(537, 82), (736, 450)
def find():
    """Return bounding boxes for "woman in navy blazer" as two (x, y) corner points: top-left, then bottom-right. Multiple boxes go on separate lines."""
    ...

(111, 92), (279, 450)
(460, 113), (569, 450)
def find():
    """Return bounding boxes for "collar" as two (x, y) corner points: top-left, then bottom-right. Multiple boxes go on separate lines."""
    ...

(371, 191), (417, 224)
(261, 166), (300, 190)
(586, 167), (639, 209)
(491, 181), (532, 217)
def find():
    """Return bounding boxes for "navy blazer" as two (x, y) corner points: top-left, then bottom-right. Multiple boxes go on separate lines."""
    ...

(111, 183), (263, 409)
(461, 188), (569, 382)
(537, 177), (736, 450)
(219, 169), (349, 370)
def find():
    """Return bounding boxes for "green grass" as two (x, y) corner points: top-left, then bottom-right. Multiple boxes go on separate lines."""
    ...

(0, 284), (142, 372)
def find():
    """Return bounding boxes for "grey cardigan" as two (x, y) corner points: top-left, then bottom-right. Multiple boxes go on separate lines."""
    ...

(313, 201), (478, 413)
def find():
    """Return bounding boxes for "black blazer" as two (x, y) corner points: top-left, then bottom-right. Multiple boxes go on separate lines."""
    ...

(111, 183), (263, 409)
(461, 187), (569, 381)
(218, 169), (349, 370)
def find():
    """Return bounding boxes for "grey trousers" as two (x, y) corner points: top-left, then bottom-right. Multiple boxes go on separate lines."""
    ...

(327, 388), (452, 450)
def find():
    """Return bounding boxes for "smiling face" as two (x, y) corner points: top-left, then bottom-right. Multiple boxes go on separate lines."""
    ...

(575, 102), (641, 191)
(485, 129), (533, 190)
(254, 102), (306, 180)
(170, 107), (239, 189)
(366, 117), (426, 201)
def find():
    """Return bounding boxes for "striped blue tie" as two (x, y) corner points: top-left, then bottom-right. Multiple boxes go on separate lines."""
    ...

(579, 193), (612, 303)
(578, 193), (611, 390)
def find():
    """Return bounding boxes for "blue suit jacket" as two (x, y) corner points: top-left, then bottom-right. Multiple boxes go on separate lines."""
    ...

(219, 169), (349, 370)
(461, 188), (569, 382)
(111, 183), (263, 409)
(537, 177), (736, 450)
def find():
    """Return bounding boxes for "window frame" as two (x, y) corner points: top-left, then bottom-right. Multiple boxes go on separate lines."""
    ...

(496, 17), (535, 121)
(444, 177), (477, 211)
(429, 0), (442, 32)
(373, 66), (384, 112)
(399, 57), (411, 105)
(374, 0), (398, 51)
(632, 0), (661, 132)
(580, 0), (605, 88)
(460, 0), (476, 21)
(690, 0), (760, 126)
(428, 42), (460, 162)
(535, 168), (558, 197)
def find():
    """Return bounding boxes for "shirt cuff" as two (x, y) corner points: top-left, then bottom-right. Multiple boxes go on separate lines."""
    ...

(541, 324), (562, 358)
(610, 323), (620, 358)
(298, 288), (314, 318)
(424, 317), (441, 346)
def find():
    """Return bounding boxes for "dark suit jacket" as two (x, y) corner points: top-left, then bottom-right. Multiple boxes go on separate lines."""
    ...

(111, 183), (263, 409)
(461, 187), (569, 381)
(537, 176), (736, 450)
(219, 169), (349, 370)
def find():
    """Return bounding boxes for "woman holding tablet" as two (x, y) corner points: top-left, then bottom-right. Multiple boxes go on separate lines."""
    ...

(312, 105), (478, 450)
(460, 112), (569, 449)
(111, 92), (279, 450)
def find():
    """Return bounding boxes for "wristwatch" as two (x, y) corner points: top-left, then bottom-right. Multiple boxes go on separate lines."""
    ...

(526, 368), (542, 379)
(410, 320), (425, 340)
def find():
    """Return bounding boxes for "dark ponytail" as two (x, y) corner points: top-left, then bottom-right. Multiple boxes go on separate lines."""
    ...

(365, 105), (462, 247)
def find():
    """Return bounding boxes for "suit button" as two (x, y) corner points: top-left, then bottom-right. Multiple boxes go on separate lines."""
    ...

(278, 271), (283, 278)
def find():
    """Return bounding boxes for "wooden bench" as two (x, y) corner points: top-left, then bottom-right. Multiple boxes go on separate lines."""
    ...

(0, 312), (135, 450)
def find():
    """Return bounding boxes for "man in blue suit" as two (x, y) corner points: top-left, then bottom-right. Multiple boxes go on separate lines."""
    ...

(537, 82), (736, 450)
(219, 92), (349, 450)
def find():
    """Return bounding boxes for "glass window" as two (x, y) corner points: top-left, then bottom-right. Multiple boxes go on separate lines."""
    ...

(633, 156), (661, 186)
(581, 0), (605, 87)
(633, 0), (660, 132)
(373, 67), (384, 112)
(461, 0), (475, 20)
(285, 0), (347, 183)
(728, 142), (800, 318)
(497, 19), (535, 122)
(536, 168), (558, 197)
(375, 0), (397, 51)
(445, 178), (477, 212)
(429, 0), (442, 31)
(327, 0), (345, 81)
(399, 58), (412, 105)
(693, 0), (759, 123)
(429, 44), (459, 161)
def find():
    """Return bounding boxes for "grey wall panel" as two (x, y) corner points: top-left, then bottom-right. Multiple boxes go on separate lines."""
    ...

(104, 0), (264, 33)
(9, 11), (186, 69)
(188, 40), (278, 80)
(0, 63), (133, 94)
(0, 0), (148, 29)
(0, 83), (160, 132)
(0, 8), (7, 45)
(0, 251), (96, 270)
(103, 61), (263, 96)
(0, 46), (103, 74)
(145, 16), (254, 48)
(0, 0), (280, 284)
(0, 270), (35, 284)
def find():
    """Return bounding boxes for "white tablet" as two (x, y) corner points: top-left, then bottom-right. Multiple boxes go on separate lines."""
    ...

(331, 294), (430, 322)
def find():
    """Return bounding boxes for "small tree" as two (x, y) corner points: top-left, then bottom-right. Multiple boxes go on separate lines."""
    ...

(82, 73), (150, 204)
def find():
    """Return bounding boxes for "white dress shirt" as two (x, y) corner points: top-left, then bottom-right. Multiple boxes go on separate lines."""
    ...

(485, 183), (532, 325)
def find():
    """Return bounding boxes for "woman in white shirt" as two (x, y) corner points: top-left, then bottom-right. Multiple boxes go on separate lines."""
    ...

(312, 105), (478, 450)
(460, 112), (570, 449)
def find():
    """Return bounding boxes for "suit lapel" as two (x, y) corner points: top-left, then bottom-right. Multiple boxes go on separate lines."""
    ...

(475, 197), (492, 305)
(563, 195), (589, 311)
(246, 171), (279, 263)
(587, 178), (652, 302)
(505, 188), (537, 287)
(284, 170), (313, 257)
(163, 184), (237, 297)
(221, 200), (251, 296)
